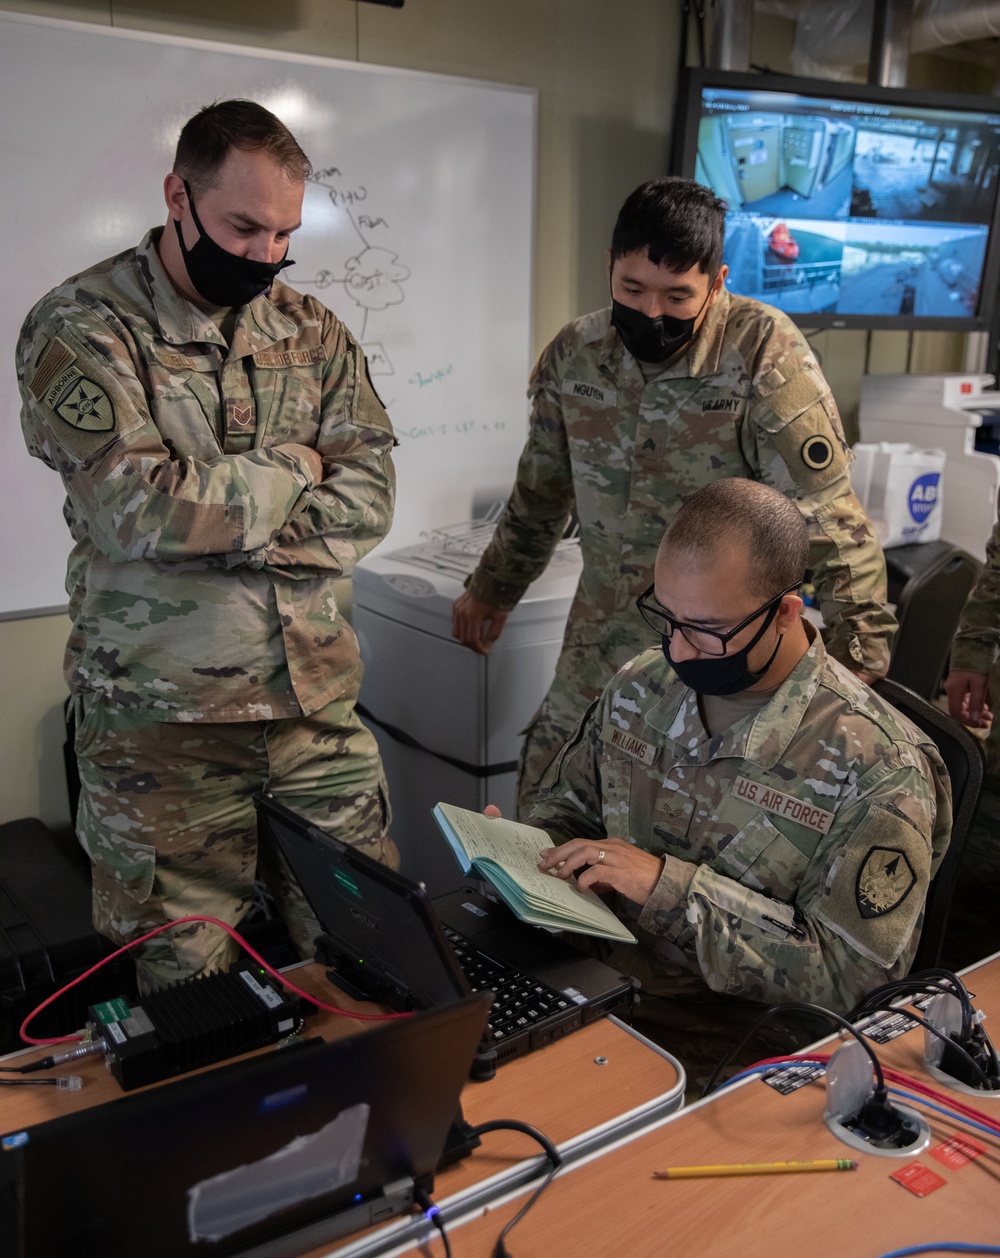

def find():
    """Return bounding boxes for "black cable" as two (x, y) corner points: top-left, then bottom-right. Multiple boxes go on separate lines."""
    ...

(695, 3), (706, 68)
(414, 1189), (452, 1258)
(890, 1009), (997, 1091)
(491, 1163), (560, 1258)
(702, 1000), (887, 1099)
(471, 1120), (562, 1258)
(851, 969), (976, 1040)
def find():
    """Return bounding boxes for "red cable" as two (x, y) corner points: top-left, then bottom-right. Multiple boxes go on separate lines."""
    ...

(19, 913), (411, 1047)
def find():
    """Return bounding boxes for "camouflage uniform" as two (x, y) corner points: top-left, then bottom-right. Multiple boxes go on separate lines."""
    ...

(943, 509), (1000, 967)
(530, 630), (951, 1082)
(950, 510), (1000, 778)
(17, 229), (397, 986)
(466, 293), (896, 818)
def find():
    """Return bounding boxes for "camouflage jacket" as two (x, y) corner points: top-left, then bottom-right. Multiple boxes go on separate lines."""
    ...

(530, 631), (951, 1015)
(950, 507), (1000, 774)
(17, 230), (395, 722)
(468, 293), (895, 679)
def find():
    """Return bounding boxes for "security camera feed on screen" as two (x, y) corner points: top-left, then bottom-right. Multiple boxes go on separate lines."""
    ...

(693, 83), (1000, 325)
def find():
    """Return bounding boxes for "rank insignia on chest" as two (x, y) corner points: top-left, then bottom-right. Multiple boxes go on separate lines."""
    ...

(226, 398), (256, 434)
(602, 722), (658, 766)
(856, 846), (916, 919)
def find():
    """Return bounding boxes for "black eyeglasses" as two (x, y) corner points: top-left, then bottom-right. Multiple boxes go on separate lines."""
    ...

(635, 581), (802, 657)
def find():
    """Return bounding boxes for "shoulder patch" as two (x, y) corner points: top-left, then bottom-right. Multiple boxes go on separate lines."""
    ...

(856, 846), (916, 919)
(53, 374), (116, 433)
(801, 434), (834, 471)
(28, 337), (77, 402)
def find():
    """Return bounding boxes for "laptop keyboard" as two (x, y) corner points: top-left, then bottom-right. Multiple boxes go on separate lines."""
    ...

(441, 925), (577, 1044)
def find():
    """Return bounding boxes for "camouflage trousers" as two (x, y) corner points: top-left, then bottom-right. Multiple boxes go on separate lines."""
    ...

(73, 692), (397, 990)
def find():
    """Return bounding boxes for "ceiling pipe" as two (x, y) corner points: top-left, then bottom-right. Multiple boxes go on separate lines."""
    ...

(707, 0), (755, 71)
(869, 0), (913, 87)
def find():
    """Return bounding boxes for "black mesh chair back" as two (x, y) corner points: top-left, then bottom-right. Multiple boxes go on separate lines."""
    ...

(873, 677), (985, 971)
(885, 542), (980, 700)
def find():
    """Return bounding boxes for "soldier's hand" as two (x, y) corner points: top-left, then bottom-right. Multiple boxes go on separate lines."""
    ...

(538, 836), (664, 905)
(452, 591), (509, 655)
(281, 443), (325, 485)
(944, 668), (992, 728)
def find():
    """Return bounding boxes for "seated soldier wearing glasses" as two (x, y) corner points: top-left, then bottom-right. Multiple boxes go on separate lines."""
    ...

(527, 478), (952, 1081)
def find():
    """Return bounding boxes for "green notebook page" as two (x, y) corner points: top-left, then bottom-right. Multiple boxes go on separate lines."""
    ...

(433, 803), (635, 944)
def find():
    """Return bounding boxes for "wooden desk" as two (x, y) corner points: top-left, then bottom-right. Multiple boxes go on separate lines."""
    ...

(1, 962), (682, 1257)
(428, 954), (1000, 1258)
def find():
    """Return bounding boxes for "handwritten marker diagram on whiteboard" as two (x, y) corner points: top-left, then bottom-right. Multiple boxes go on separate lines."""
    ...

(0, 13), (535, 617)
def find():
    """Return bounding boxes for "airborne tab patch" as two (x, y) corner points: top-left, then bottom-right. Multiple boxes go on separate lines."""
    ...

(856, 846), (916, 919)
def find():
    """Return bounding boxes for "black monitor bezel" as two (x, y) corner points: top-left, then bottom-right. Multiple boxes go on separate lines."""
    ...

(671, 66), (1000, 332)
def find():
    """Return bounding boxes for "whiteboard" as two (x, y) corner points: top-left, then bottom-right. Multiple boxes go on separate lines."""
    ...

(0, 12), (535, 618)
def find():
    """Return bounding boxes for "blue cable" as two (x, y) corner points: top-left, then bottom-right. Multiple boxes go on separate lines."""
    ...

(887, 1086), (1000, 1142)
(874, 1246), (1000, 1257)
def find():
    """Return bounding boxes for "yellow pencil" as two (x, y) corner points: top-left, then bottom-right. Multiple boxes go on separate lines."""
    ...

(653, 1159), (857, 1179)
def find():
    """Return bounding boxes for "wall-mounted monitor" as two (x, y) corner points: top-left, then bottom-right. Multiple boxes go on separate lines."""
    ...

(672, 68), (1000, 331)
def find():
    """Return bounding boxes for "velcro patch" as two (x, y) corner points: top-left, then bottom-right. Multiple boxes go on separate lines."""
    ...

(732, 776), (834, 834)
(856, 846), (916, 919)
(562, 379), (617, 407)
(801, 434), (834, 470)
(701, 397), (741, 415)
(28, 337), (77, 401)
(764, 369), (823, 423)
(52, 373), (115, 432)
(226, 398), (256, 433)
(601, 722), (658, 765)
(253, 346), (327, 368)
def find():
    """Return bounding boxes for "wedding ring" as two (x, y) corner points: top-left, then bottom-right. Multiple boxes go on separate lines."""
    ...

(597, 849), (605, 864)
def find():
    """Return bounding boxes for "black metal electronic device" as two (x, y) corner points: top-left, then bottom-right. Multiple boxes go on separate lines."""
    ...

(88, 959), (307, 1090)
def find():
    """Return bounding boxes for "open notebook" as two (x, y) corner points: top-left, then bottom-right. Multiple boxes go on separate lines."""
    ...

(256, 794), (635, 1070)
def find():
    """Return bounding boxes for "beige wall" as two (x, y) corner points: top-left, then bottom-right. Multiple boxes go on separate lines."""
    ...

(1, 0), (681, 826)
(0, 1), (985, 826)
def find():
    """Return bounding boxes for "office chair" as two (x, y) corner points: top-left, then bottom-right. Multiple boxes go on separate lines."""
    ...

(884, 541), (981, 700)
(873, 676), (985, 972)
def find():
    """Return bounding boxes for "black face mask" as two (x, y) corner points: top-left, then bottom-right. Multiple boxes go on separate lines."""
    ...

(663, 601), (783, 697)
(611, 285), (712, 364)
(173, 180), (293, 307)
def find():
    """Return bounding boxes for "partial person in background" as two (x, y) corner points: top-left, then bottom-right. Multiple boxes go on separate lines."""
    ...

(527, 479), (949, 1086)
(17, 100), (397, 990)
(944, 513), (1000, 965)
(452, 176), (896, 820)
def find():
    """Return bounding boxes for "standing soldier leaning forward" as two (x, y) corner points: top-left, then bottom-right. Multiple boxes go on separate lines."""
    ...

(17, 101), (397, 990)
(453, 177), (895, 819)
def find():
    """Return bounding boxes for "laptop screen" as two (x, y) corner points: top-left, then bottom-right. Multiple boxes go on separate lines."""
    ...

(257, 794), (469, 1010)
(3, 995), (491, 1258)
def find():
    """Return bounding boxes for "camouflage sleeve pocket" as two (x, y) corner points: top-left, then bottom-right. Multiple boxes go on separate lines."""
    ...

(812, 801), (932, 967)
(762, 396), (850, 495)
(707, 811), (810, 901)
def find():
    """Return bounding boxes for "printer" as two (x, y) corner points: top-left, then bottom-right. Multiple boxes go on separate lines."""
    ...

(352, 520), (581, 894)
